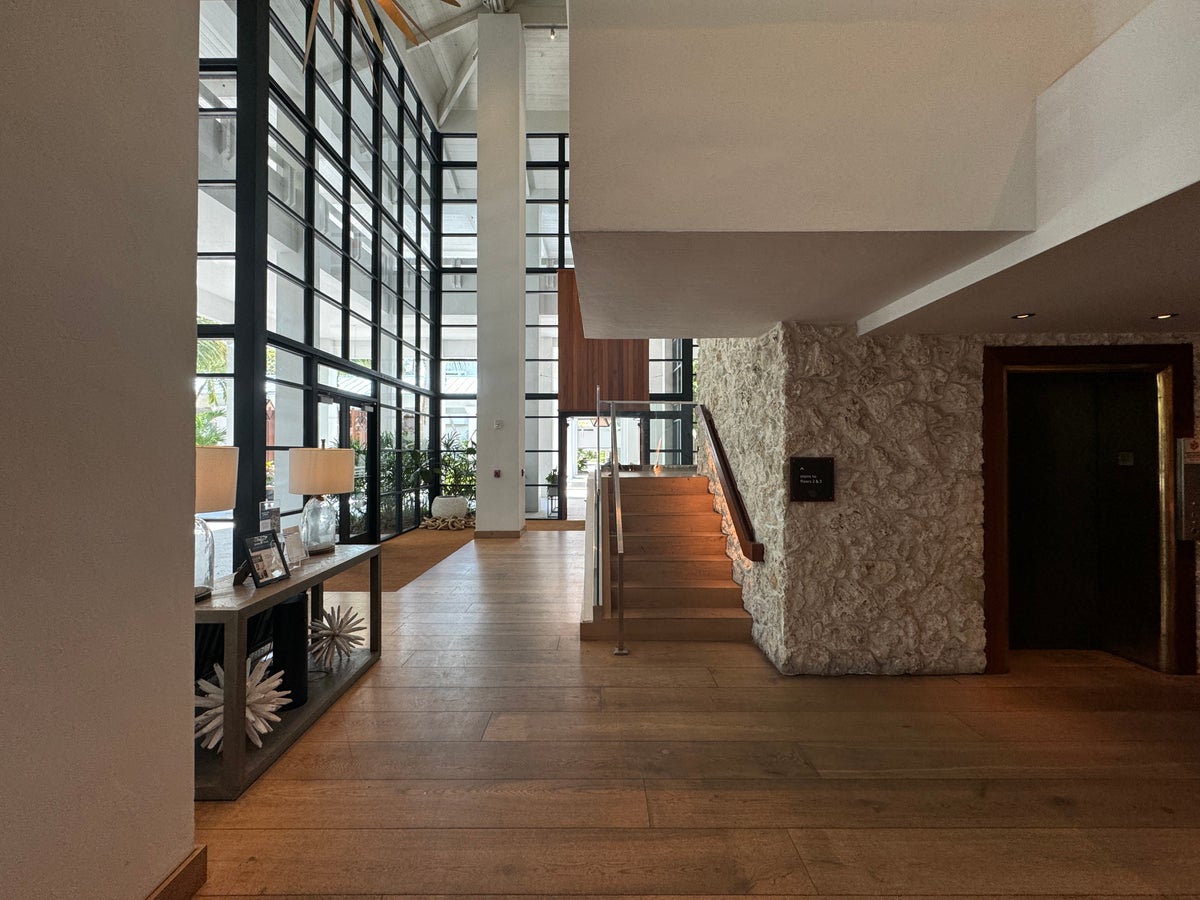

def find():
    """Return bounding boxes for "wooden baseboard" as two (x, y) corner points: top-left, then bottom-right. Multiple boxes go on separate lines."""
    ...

(475, 529), (524, 539)
(147, 846), (206, 900)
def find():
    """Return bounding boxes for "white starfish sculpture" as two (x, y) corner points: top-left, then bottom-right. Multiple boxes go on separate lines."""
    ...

(309, 605), (367, 669)
(194, 657), (291, 752)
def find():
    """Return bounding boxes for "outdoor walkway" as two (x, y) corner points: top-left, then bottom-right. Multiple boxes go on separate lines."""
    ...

(196, 530), (1200, 897)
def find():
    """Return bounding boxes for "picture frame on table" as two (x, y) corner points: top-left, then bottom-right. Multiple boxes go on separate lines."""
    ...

(282, 524), (308, 568)
(243, 531), (291, 588)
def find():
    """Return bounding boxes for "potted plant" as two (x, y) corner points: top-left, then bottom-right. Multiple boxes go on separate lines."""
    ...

(423, 432), (477, 519)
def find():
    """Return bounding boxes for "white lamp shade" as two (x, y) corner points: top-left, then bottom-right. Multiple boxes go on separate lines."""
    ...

(289, 447), (355, 495)
(195, 446), (239, 513)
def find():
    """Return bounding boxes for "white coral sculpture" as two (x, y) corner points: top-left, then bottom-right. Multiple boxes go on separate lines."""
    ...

(309, 605), (366, 668)
(194, 657), (291, 752)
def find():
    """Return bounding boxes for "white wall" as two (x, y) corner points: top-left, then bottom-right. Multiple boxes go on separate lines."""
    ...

(0, 2), (199, 897)
(862, 0), (1200, 333)
(475, 14), (528, 533)
(570, 0), (1147, 235)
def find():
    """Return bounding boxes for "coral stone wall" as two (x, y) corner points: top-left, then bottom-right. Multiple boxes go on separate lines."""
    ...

(700, 324), (1200, 675)
(697, 327), (790, 662)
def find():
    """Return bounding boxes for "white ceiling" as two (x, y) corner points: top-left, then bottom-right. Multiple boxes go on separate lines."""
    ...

(566, 0), (1200, 340)
(571, 230), (1025, 339)
(381, 0), (569, 127)
(387, 0), (1200, 342)
(866, 181), (1200, 336)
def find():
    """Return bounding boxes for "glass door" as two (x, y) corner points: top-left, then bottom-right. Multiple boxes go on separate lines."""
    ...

(317, 393), (377, 543)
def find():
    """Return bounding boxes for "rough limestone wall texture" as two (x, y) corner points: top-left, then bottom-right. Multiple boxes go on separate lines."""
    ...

(780, 325), (985, 674)
(701, 325), (1200, 676)
(698, 326), (790, 667)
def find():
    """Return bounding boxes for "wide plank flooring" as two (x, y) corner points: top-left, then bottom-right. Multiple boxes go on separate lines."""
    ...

(196, 530), (1200, 898)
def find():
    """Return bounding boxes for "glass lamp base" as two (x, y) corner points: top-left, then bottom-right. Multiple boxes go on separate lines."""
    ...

(301, 495), (338, 553)
(195, 516), (215, 599)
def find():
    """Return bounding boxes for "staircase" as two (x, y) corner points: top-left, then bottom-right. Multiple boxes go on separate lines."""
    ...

(580, 472), (753, 642)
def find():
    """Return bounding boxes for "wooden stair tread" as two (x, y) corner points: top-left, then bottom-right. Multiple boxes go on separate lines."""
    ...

(590, 470), (751, 643)
(606, 475), (710, 495)
(619, 579), (741, 589)
(615, 554), (732, 562)
(621, 607), (751, 619)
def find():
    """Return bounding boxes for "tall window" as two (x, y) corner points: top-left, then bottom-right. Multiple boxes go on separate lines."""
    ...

(440, 134), (479, 460)
(197, 2), (239, 569)
(524, 134), (570, 518)
(199, 0), (440, 566)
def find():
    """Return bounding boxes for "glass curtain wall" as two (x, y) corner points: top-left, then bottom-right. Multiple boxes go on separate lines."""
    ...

(198, 0), (439, 572)
(198, 3), (239, 570)
(439, 133), (569, 519)
(524, 135), (569, 518)
(439, 135), (479, 492)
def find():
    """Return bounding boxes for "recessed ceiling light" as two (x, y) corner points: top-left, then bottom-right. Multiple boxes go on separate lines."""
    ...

(1153, 313), (1179, 320)
(1011, 313), (1035, 320)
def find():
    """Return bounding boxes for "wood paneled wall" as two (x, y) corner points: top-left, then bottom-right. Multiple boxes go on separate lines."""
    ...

(558, 269), (649, 412)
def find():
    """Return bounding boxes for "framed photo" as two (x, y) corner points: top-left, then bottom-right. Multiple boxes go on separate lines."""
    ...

(243, 531), (291, 588)
(281, 525), (308, 568)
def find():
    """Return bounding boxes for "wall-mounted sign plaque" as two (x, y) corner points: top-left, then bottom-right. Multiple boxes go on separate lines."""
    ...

(790, 457), (835, 502)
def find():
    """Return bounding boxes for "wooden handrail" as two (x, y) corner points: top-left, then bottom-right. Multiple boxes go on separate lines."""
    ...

(698, 405), (765, 562)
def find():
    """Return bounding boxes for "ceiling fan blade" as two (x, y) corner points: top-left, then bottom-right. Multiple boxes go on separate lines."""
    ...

(441, 0), (463, 7)
(377, 0), (421, 45)
(301, 0), (321, 67)
(354, 0), (388, 55)
(391, 0), (435, 45)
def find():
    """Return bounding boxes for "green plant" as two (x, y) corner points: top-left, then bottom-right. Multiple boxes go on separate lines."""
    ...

(577, 448), (605, 472)
(545, 469), (558, 486)
(195, 408), (227, 446)
(433, 432), (477, 502)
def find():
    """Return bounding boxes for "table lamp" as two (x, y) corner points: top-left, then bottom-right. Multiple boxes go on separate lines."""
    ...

(195, 445), (239, 600)
(288, 445), (355, 554)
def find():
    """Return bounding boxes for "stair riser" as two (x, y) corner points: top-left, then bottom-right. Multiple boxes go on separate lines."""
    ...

(616, 586), (744, 608)
(621, 494), (715, 514)
(616, 535), (730, 557)
(580, 618), (752, 642)
(615, 514), (721, 534)
(608, 476), (710, 495)
(614, 558), (734, 582)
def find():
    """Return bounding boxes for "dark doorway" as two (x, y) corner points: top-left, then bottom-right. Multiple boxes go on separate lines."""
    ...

(982, 344), (1196, 675)
(1007, 371), (1161, 667)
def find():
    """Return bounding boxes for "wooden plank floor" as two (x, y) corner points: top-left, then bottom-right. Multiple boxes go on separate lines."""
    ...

(196, 530), (1200, 898)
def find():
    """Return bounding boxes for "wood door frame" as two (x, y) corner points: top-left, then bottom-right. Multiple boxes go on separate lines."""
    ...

(983, 344), (1196, 674)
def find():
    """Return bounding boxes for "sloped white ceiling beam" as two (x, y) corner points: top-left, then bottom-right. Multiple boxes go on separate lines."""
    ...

(438, 44), (479, 126)
(403, 5), (484, 49)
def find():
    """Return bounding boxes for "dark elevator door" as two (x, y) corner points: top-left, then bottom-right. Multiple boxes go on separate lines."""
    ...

(1008, 371), (1161, 668)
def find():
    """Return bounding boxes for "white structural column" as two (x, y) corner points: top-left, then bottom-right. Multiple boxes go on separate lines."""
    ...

(474, 13), (527, 535)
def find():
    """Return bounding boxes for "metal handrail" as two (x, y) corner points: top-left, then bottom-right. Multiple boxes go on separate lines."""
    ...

(592, 386), (603, 611)
(609, 399), (629, 656)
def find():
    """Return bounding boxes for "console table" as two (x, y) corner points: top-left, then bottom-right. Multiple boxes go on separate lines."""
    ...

(194, 543), (381, 800)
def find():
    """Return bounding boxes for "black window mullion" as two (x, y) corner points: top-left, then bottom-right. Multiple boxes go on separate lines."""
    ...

(339, 12), (352, 364)
(303, 7), (317, 361)
(232, 0), (271, 566)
